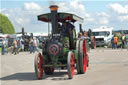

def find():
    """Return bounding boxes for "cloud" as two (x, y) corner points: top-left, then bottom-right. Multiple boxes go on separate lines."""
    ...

(0, 1), (106, 32)
(15, 17), (30, 25)
(119, 15), (128, 22)
(96, 12), (110, 17)
(15, 18), (23, 24)
(86, 18), (95, 22)
(109, 3), (128, 14)
(87, 12), (109, 25)
(58, 0), (90, 18)
(1, 7), (44, 32)
(23, 2), (46, 15)
(0, 8), (6, 12)
(108, 3), (128, 23)
(23, 2), (41, 11)
(1, 1), (128, 33)
(0, 1), (52, 33)
(0, 1), (111, 33)
(99, 17), (109, 24)
(4, 13), (10, 17)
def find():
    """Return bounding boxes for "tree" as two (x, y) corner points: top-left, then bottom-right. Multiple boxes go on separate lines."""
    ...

(0, 13), (15, 34)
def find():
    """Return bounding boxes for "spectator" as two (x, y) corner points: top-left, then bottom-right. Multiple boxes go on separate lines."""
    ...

(29, 38), (34, 53)
(60, 22), (71, 48)
(16, 38), (20, 53)
(125, 35), (128, 49)
(121, 34), (125, 48)
(61, 22), (67, 33)
(78, 32), (85, 39)
(1, 39), (5, 55)
(113, 35), (118, 49)
(83, 31), (88, 37)
(111, 36), (114, 49)
(58, 23), (61, 33)
(33, 38), (37, 53)
(36, 38), (39, 52)
(61, 22), (74, 35)
(19, 38), (22, 50)
(12, 39), (18, 55)
(78, 32), (82, 38)
(20, 38), (24, 51)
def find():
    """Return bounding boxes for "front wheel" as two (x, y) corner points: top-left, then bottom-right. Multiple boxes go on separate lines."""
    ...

(67, 51), (75, 79)
(34, 52), (43, 79)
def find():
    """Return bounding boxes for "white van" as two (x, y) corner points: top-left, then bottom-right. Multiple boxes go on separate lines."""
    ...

(92, 26), (113, 46)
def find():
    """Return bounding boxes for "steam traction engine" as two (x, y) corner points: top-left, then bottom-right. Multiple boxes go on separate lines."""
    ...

(34, 5), (89, 79)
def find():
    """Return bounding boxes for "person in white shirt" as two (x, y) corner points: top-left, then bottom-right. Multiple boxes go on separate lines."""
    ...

(33, 38), (37, 53)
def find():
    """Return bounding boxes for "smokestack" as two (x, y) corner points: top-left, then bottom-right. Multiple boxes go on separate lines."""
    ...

(49, 5), (58, 35)
(22, 27), (24, 35)
(79, 24), (83, 34)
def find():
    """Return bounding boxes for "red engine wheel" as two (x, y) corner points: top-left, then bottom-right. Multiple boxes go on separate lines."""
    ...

(82, 39), (87, 72)
(79, 39), (87, 73)
(67, 51), (75, 79)
(34, 52), (43, 79)
(76, 40), (81, 74)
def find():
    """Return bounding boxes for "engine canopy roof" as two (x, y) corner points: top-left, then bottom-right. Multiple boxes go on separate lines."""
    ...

(38, 12), (84, 23)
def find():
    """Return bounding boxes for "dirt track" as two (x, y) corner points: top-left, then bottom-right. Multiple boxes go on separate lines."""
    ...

(0, 48), (128, 85)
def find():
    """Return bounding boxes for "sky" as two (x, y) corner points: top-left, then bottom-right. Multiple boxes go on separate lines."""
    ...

(0, 0), (128, 33)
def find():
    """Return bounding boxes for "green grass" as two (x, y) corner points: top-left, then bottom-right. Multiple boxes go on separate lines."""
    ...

(0, 48), (1, 53)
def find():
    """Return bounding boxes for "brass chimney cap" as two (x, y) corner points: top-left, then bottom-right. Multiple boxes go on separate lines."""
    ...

(49, 5), (58, 11)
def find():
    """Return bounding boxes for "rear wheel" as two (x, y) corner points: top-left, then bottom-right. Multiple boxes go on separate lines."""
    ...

(79, 40), (87, 73)
(34, 52), (43, 79)
(67, 51), (75, 79)
(76, 40), (81, 74)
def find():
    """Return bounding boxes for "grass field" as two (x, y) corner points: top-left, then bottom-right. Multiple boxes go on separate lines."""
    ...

(0, 48), (1, 53)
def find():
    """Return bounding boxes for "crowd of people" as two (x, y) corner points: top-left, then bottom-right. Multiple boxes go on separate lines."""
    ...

(29, 37), (39, 54)
(78, 31), (89, 38)
(111, 34), (128, 49)
(1, 39), (8, 55)
(1, 37), (39, 55)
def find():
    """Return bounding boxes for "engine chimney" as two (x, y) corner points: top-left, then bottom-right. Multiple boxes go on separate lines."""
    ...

(79, 24), (83, 34)
(22, 27), (24, 36)
(49, 5), (58, 35)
